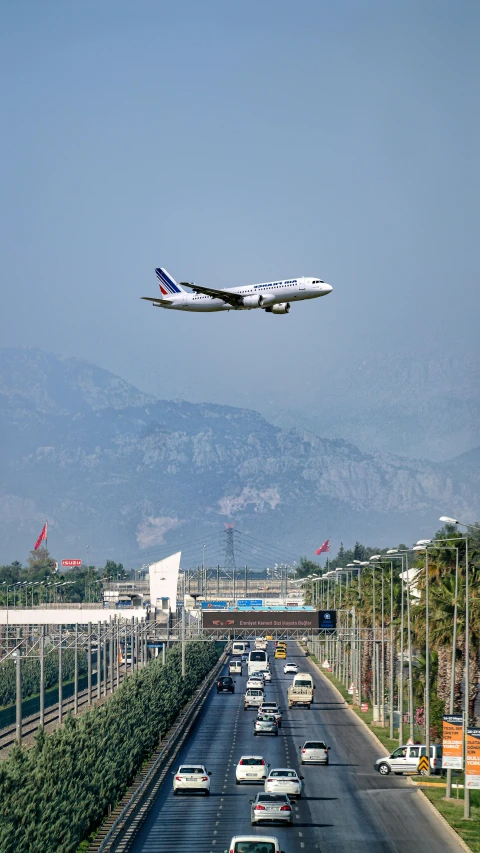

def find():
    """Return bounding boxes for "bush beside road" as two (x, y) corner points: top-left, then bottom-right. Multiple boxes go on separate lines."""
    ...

(0, 641), (220, 853)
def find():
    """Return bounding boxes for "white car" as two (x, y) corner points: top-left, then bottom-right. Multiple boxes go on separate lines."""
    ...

(265, 767), (303, 799)
(259, 669), (272, 682)
(224, 836), (285, 853)
(235, 755), (269, 784)
(283, 662), (298, 674)
(246, 675), (265, 690)
(300, 740), (330, 765)
(173, 764), (211, 795)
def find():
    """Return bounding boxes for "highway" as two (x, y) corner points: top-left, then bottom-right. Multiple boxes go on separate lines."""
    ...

(129, 644), (464, 853)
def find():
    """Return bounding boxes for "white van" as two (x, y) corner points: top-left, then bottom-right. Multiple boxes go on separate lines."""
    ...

(232, 641), (247, 657)
(248, 649), (269, 676)
(244, 687), (264, 709)
(374, 744), (443, 776)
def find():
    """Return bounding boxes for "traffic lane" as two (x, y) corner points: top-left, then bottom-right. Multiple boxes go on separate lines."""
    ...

(276, 644), (464, 852)
(128, 658), (319, 853)
(125, 660), (304, 853)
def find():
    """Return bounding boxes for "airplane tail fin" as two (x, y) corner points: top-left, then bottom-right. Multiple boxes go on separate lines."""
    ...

(155, 268), (185, 297)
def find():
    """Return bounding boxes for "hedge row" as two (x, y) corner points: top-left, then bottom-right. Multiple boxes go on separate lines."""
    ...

(0, 641), (220, 853)
(0, 647), (88, 707)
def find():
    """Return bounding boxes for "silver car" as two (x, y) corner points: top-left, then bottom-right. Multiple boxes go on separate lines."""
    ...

(259, 702), (282, 727)
(250, 792), (293, 825)
(300, 740), (330, 764)
(254, 714), (278, 736)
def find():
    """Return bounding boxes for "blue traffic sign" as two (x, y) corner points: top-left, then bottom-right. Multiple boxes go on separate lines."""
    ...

(237, 599), (262, 608)
(201, 601), (228, 610)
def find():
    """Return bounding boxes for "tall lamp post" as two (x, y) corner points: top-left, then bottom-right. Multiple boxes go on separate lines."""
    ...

(414, 537), (462, 789)
(413, 540), (432, 771)
(440, 516), (477, 820)
(386, 549), (415, 744)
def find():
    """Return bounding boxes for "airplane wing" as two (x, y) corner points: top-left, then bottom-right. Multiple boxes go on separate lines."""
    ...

(141, 296), (173, 305)
(180, 282), (243, 308)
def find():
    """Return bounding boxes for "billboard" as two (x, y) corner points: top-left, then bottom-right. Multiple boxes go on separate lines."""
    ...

(202, 610), (336, 632)
(149, 552), (181, 610)
(466, 728), (480, 788)
(62, 559), (82, 567)
(442, 715), (463, 770)
(201, 601), (228, 610)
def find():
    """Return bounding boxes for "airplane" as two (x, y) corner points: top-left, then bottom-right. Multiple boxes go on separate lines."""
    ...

(141, 268), (333, 314)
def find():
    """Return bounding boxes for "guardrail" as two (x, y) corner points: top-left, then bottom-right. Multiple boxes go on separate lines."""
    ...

(88, 644), (229, 853)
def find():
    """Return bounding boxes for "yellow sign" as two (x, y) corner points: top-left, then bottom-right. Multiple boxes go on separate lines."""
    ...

(417, 755), (429, 774)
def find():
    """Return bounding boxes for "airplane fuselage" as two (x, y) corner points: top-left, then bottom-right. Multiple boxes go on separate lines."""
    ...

(159, 277), (332, 312)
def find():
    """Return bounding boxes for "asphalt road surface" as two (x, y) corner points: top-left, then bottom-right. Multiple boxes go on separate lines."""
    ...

(129, 643), (464, 853)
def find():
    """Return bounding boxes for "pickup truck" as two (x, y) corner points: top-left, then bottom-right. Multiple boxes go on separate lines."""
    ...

(287, 673), (315, 708)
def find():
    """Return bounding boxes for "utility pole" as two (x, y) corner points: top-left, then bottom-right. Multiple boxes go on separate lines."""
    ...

(39, 626), (45, 727)
(181, 606), (186, 677)
(15, 646), (22, 746)
(58, 625), (63, 725)
(87, 621), (92, 704)
(74, 623), (79, 714)
(97, 621), (101, 701)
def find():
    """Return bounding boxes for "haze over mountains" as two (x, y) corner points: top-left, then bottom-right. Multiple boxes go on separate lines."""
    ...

(0, 348), (478, 565)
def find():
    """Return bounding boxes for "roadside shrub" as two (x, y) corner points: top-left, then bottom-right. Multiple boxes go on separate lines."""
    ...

(0, 641), (219, 853)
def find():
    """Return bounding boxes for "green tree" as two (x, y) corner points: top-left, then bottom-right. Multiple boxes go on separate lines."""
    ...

(27, 547), (57, 578)
(296, 557), (322, 578)
(102, 560), (126, 580)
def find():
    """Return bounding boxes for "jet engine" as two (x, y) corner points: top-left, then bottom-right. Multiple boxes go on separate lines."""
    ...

(242, 294), (263, 308)
(265, 302), (290, 314)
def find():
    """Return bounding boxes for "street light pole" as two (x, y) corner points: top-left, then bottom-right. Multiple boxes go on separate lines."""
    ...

(440, 516), (476, 819)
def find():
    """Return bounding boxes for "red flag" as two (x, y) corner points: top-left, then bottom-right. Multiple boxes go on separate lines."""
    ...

(315, 539), (329, 556)
(34, 522), (48, 551)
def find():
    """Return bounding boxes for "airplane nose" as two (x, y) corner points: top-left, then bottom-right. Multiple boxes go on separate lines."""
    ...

(323, 283), (333, 294)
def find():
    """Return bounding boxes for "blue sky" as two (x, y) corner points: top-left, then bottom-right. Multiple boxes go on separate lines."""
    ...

(1, 0), (479, 411)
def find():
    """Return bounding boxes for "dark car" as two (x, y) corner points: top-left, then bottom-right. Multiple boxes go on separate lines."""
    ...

(217, 676), (235, 694)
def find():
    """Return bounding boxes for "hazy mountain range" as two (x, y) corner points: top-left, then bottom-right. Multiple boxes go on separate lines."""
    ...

(0, 348), (478, 565)
(262, 348), (480, 462)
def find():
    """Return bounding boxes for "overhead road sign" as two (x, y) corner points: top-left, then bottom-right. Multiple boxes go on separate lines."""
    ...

(237, 599), (262, 607)
(201, 601), (228, 609)
(62, 559), (82, 567)
(319, 611), (336, 630)
(202, 609), (336, 633)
